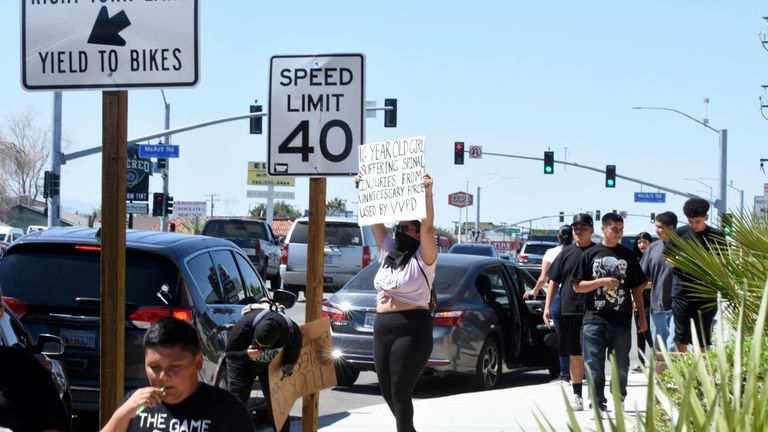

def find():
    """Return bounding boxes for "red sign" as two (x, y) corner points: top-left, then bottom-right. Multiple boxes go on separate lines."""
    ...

(448, 192), (473, 208)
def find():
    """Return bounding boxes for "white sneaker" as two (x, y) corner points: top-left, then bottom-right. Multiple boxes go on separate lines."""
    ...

(571, 394), (584, 411)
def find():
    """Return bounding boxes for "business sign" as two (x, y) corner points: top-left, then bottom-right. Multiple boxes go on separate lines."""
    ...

(138, 144), (179, 159)
(126, 202), (148, 215)
(126, 146), (151, 201)
(448, 191), (474, 208)
(634, 192), (666, 203)
(268, 54), (364, 175)
(247, 190), (296, 200)
(22, 1), (199, 90)
(247, 162), (296, 186)
(173, 201), (207, 218)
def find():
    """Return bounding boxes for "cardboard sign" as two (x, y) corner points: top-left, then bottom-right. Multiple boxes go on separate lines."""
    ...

(268, 317), (336, 431)
(357, 135), (427, 225)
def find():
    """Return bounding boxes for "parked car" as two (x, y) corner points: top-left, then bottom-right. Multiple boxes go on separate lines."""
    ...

(0, 226), (24, 243)
(280, 216), (378, 296)
(26, 225), (49, 234)
(201, 218), (282, 288)
(323, 254), (558, 390)
(516, 241), (558, 265)
(0, 240), (9, 257)
(0, 227), (296, 413)
(0, 300), (72, 418)
(447, 242), (500, 258)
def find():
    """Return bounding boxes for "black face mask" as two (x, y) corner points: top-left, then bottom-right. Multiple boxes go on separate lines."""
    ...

(384, 231), (420, 269)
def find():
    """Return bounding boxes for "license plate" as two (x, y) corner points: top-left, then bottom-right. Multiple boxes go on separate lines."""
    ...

(60, 329), (96, 349)
(364, 313), (376, 328)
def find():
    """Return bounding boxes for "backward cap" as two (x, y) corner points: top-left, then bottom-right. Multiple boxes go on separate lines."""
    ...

(571, 213), (594, 227)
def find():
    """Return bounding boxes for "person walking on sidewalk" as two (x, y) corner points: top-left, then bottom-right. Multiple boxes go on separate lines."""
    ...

(543, 214), (596, 411)
(370, 173), (436, 432)
(631, 232), (654, 371)
(669, 198), (725, 353)
(641, 211), (678, 352)
(528, 224), (573, 381)
(574, 212), (648, 412)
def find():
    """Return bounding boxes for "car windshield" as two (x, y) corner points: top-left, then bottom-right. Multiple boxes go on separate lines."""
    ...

(0, 244), (180, 309)
(449, 244), (495, 256)
(342, 262), (460, 295)
(523, 244), (553, 255)
(202, 220), (267, 240)
(290, 221), (363, 246)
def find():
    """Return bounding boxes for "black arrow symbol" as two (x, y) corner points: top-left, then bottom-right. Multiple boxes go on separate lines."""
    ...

(87, 6), (131, 47)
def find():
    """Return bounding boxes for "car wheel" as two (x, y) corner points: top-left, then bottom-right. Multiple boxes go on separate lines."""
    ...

(475, 338), (502, 390)
(334, 361), (360, 387)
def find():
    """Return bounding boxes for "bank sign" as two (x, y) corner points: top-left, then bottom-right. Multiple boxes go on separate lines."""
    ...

(21, 1), (199, 90)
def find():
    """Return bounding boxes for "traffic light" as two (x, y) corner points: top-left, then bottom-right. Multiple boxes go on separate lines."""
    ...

(43, 170), (51, 199)
(595, 210), (601, 221)
(721, 212), (733, 235)
(49, 172), (60, 197)
(165, 195), (174, 216)
(249, 102), (263, 134)
(454, 142), (465, 165)
(152, 193), (165, 217)
(156, 158), (167, 170)
(544, 151), (554, 174)
(605, 165), (616, 188)
(650, 212), (656, 223)
(384, 98), (397, 127)
(559, 211), (564, 223)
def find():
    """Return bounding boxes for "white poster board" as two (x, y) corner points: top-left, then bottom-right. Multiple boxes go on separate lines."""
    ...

(357, 136), (427, 226)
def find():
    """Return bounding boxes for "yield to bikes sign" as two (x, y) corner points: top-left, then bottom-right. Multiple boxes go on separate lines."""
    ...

(268, 54), (364, 176)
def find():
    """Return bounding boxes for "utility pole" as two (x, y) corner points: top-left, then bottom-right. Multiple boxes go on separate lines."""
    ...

(49, 92), (62, 227)
(160, 90), (171, 232)
(206, 194), (219, 217)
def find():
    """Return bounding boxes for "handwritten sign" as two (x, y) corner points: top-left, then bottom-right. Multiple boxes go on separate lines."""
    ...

(268, 317), (336, 431)
(357, 136), (427, 225)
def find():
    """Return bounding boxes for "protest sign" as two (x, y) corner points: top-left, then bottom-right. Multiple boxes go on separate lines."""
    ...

(357, 136), (427, 225)
(268, 317), (336, 431)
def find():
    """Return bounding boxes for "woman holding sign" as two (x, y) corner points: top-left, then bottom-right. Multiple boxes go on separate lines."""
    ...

(368, 173), (437, 432)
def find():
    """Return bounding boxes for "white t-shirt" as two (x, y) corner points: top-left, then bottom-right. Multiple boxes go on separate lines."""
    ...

(542, 245), (563, 265)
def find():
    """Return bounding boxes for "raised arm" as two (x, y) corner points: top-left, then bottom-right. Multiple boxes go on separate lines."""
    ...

(419, 174), (437, 265)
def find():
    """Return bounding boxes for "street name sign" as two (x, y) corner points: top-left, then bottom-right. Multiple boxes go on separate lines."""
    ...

(247, 190), (296, 200)
(126, 202), (148, 215)
(138, 144), (180, 159)
(22, 1), (199, 90)
(268, 54), (365, 176)
(173, 201), (207, 218)
(634, 192), (666, 203)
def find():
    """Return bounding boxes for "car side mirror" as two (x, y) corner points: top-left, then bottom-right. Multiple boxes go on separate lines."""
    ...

(38, 334), (64, 356)
(271, 289), (297, 309)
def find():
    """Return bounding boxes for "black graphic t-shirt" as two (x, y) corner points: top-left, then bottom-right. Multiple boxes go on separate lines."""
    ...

(575, 243), (647, 326)
(547, 242), (596, 315)
(126, 383), (254, 432)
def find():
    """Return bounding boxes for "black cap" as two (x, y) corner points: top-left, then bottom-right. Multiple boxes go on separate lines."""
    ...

(571, 213), (594, 227)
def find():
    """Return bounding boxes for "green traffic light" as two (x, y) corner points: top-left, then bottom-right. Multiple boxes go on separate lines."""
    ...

(606, 179), (615, 187)
(545, 166), (553, 174)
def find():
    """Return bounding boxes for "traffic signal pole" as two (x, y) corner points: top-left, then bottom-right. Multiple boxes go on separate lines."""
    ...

(480, 151), (706, 205)
(161, 90), (170, 232)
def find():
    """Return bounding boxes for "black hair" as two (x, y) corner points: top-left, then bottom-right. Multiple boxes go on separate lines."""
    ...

(557, 225), (573, 246)
(683, 198), (710, 218)
(392, 220), (422, 233)
(601, 212), (623, 226)
(655, 211), (678, 228)
(143, 316), (201, 355)
(636, 232), (653, 243)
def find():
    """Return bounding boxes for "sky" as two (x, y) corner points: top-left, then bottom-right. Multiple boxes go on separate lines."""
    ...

(2, 1), (768, 237)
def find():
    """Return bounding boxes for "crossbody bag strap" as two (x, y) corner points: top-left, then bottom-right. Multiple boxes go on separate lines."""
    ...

(416, 260), (437, 312)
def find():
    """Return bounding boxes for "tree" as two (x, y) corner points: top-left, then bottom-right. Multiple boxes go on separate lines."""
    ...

(326, 197), (347, 211)
(0, 109), (50, 202)
(249, 201), (301, 219)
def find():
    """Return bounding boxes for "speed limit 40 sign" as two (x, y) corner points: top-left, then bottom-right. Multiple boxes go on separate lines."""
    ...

(268, 54), (365, 176)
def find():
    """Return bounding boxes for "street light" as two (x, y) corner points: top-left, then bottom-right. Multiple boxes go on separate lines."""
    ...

(683, 178), (714, 202)
(632, 106), (727, 221)
(476, 177), (518, 237)
(463, 172), (497, 242)
(727, 180), (745, 214)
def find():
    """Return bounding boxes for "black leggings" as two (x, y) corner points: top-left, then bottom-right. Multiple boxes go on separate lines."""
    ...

(373, 309), (433, 432)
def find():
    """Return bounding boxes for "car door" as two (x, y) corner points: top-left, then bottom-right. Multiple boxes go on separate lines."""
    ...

(505, 263), (556, 367)
(476, 264), (522, 366)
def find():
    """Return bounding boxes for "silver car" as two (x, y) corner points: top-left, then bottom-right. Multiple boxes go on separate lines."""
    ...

(280, 216), (378, 296)
(323, 254), (558, 390)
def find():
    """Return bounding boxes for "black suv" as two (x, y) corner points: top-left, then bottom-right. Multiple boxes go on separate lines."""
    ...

(0, 227), (295, 413)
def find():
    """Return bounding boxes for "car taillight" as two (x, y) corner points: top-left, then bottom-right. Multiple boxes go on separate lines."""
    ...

(321, 301), (348, 322)
(432, 310), (464, 327)
(253, 239), (262, 255)
(129, 307), (193, 329)
(3, 297), (27, 318)
(362, 245), (371, 267)
(281, 243), (288, 265)
(518, 254), (529, 263)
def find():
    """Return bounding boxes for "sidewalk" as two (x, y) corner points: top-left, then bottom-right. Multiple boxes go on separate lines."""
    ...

(293, 372), (649, 432)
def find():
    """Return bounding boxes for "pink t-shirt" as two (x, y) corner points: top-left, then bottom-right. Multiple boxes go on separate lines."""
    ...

(374, 235), (436, 306)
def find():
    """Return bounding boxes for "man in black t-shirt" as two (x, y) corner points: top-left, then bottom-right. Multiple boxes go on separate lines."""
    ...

(574, 212), (647, 412)
(544, 213), (596, 411)
(101, 317), (254, 432)
(668, 198), (725, 352)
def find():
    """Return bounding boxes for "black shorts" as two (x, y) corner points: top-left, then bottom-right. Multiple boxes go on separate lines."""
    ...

(672, 295), (717, 347)
(558, 314), (583, 356)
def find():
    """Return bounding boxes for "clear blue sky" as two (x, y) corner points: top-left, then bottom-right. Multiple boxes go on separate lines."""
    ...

(2, 1), (767, 235)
